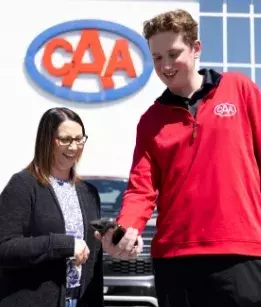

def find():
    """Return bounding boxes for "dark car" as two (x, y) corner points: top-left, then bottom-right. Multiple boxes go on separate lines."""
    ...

(84, 176), (158, 307)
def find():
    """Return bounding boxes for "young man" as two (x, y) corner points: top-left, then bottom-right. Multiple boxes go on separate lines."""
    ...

(97, 9), (261, 306)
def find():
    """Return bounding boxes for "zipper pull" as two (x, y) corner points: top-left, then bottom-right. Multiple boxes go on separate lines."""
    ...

(192, 122), (198, 138)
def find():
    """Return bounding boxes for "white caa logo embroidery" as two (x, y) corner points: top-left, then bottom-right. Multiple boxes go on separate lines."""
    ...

(214, 103), (237, 117)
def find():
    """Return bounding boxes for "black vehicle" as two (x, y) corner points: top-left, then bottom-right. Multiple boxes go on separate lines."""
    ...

(84, 176), (158, 307)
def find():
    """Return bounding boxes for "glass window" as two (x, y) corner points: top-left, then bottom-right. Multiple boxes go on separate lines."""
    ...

(227, 18), (250, 63)
(254, 0), (261, 13)
(227, 0), (250, 13)
(85, 178), (128, 213)
(199, 65), (224, 73)
(200, 0), (223, 13)
(256, 68), (261, 89)
(200, 17), (223, 63)
(255, 18), (261, 64)
(227, 67), (252, 79)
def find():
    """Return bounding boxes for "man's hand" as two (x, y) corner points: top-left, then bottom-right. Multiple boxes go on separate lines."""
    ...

(95, 227), (143, 260)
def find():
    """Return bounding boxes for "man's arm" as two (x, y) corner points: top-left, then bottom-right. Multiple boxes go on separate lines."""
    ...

(95, 116), (159, 259)
(117, 119), (160, 233)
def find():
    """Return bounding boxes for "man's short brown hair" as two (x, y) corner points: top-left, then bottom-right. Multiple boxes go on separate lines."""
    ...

(143, 9), (198, 46)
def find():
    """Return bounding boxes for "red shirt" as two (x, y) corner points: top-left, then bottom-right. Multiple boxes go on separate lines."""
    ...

(117, 72), (261, 258)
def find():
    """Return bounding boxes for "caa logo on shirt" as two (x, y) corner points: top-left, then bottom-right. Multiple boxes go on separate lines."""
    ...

(214, 103), (237, 117)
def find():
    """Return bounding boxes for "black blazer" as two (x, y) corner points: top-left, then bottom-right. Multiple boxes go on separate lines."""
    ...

(0, 170), (103, 307)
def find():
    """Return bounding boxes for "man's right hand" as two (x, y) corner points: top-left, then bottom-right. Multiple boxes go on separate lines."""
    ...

(74, 238), (90, 265)
(95, 227), (143, 260)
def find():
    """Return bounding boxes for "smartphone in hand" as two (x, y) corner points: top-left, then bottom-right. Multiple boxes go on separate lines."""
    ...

(90, 218), (138, 246)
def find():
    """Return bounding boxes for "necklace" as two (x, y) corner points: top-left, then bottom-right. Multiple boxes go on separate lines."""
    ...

(50, 176), (70, 186)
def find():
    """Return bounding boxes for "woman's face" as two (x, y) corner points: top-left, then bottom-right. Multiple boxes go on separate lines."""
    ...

(52, 120), (86, 174)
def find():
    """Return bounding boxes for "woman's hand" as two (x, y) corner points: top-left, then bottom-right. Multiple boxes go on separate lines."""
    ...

(73, 238), (90, 265)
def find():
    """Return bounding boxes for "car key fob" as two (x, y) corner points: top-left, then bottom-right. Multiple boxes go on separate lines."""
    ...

(90, 218), (138, 246)
(90, 218), (116, 236)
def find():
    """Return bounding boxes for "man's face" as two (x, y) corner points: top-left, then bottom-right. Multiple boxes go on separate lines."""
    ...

(149, 31), (201, 93)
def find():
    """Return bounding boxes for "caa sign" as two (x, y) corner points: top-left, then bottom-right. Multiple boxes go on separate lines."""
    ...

(24, 20), (153, 103)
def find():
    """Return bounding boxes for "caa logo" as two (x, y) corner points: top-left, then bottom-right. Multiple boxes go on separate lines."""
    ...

(24, 20), (153, 103)
(214, 103), (237, 117)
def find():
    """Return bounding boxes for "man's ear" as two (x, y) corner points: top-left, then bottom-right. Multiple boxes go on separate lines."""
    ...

(193, 40), (202, 59)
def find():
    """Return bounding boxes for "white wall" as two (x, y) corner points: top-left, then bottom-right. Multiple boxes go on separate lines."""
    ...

(0, 0), (199, 191)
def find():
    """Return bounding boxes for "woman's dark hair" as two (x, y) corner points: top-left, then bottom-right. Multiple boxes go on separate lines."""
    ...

(26, 107), (85, 185)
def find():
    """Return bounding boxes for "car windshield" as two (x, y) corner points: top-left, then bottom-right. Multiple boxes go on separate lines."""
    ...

(85, 178), (128, 214)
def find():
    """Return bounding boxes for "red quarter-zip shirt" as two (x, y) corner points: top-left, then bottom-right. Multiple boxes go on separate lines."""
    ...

(117, 72), (261, 258)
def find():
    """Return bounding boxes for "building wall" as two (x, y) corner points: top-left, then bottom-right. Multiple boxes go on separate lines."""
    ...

(199, 0), (261, 88)
(0, 0), (198, 191)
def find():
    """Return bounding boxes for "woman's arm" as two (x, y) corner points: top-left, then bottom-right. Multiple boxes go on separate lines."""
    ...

(0, 173), (75, 268)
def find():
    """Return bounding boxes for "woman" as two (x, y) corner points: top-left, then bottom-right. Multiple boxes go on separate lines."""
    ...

(0, 107), (104, 307)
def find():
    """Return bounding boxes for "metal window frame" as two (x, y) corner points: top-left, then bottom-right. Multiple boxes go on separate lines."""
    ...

(199, 0), (261, 84)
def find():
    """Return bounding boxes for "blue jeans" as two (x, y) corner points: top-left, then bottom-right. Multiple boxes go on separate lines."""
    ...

(65, 299), (77, 307)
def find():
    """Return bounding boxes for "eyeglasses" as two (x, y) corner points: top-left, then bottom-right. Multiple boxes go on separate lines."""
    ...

(56, 135), (88, 146)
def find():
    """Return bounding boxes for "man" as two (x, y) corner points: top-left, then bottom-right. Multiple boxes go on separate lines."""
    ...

(96, 9), (261, 306)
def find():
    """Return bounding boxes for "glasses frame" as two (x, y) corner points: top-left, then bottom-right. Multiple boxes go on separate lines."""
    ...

(56, 134), (88, 146)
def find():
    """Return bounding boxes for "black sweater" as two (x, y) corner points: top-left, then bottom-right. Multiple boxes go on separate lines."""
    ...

(0, 170), (103, 307)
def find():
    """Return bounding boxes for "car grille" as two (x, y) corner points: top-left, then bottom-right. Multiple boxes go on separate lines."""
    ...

(103, 257), (153, 276)
(103, 225), (155, 276)
(105, 302), (157, 307)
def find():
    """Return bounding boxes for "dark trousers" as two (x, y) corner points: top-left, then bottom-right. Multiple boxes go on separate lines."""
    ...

(153, 255), (261, 307)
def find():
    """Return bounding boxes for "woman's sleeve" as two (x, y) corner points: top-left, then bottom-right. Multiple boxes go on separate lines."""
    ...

(0, 173), (75, 268)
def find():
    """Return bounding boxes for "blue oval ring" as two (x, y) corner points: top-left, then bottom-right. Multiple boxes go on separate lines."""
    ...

(24, 20), (153, 103)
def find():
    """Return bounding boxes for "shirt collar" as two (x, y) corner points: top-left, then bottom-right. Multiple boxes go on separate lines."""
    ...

(157, 69), (222, 107)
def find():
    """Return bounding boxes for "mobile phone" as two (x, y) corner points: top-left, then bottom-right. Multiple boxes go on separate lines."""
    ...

(90, 218), (138, 246)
